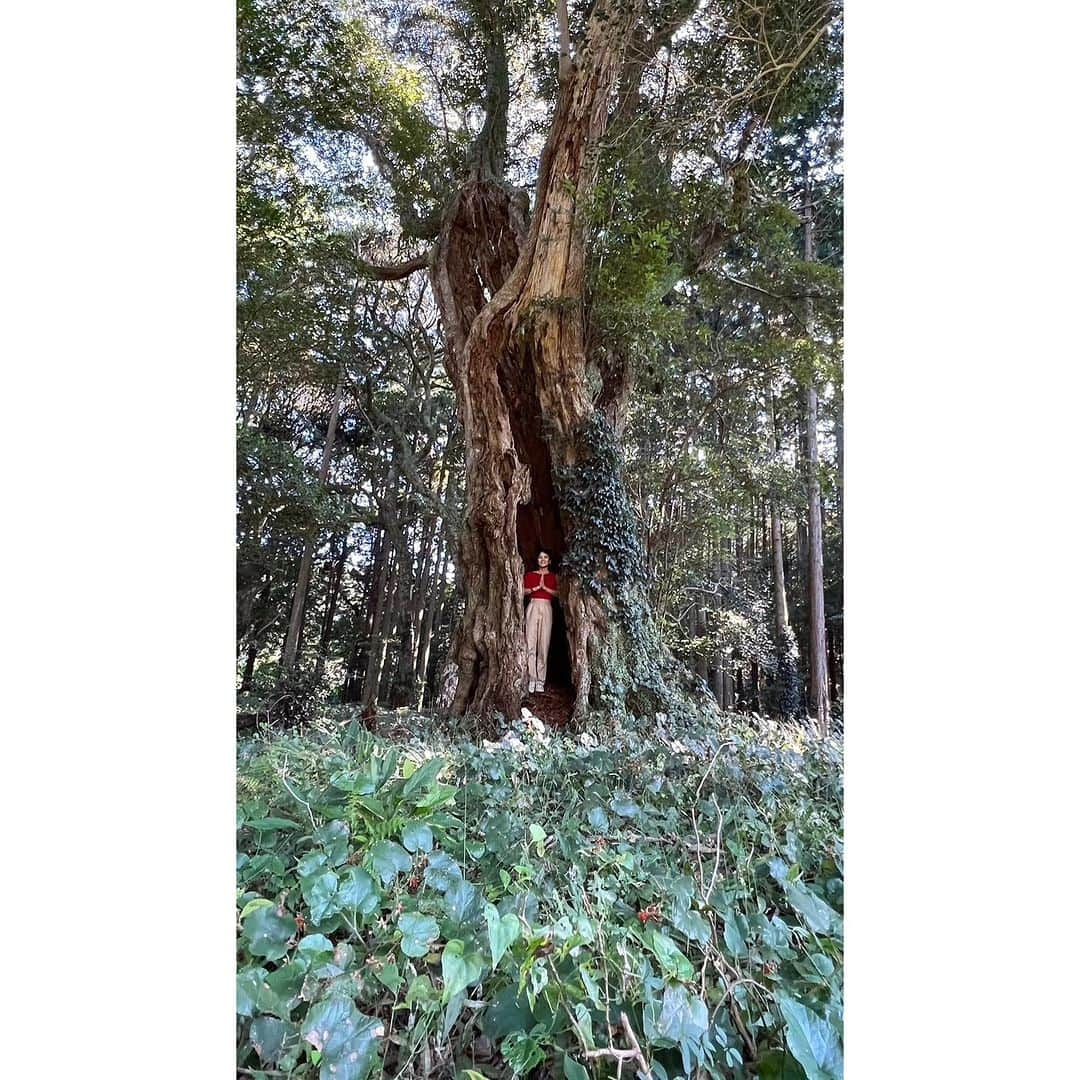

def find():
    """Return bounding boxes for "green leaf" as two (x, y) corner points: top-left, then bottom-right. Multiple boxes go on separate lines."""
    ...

(402, 757), (443, 798)
(444, 878), (483, 931)
(337, 867), (380, 919)
(778, 994), (843, 1080)
(398, 912), (440, 958)
(563, 1054), (590, 1080)
(786, 883), (840, 936)
(423, 850), (463, 892)
(646, 929), (694, 982)
(723, 912), (750, 958)
(296, 934), (335, 969)
(248, 817), (302, 832)
(367, 840), (412, 884)
(503, 1031), (544, 1075)
(315, 820), (350, 866)
(300, 870), (340, 924)
(610, 797), (640, 818)
(240, 897), (274, 921)
(301, 996), (384, 1080)
(376, 960), (403, 992)
(401, 820), (434, 853)
(441, 939), (484, 1002)
(670, 906), (711, 945)
(481, 985), (534, 1040)
(250, 1015), (291, 1066)
(757, 1049), (810, 1079)
(484, 903), (520, 968)
(237, 966), (290, 1019)
(644, 985), (708, 1046)
(242, 904), (295, 962)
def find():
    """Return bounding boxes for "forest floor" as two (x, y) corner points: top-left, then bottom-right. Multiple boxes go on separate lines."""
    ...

(236, 705), (844, 1078)
(522, 683), (574, 728)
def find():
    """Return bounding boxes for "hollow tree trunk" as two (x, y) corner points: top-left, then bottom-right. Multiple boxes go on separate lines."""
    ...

(430, 0), (698, 728)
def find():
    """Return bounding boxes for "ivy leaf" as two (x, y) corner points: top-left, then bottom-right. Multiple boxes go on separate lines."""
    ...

(300, 869), (340, 924)
(444, 878), (483, 932)
(337, 866), (380, 919)
(315, 820), (350, 866)
(785, 883), (840, 936)
(670, 906), (711, 945)
(777, 994), (843, 1080)
(423, 850), (463, 892)
(723, 912), (750, 958)
(610, 797), (641, 819)
(647, 929), (694, 982)
(398, 911), (440, 958)
(563, 1054), (590, 1080)
(401, 820), (434, 853)
(481, 985), (535, 1040)
(484, 903), (520, 968)
(376, 960), (403, 992)
(250, 1015), (292, 1066)
(295, 934), (335, 971)
(242, 904), (295, 962)
(402, 757), (443, 798)
(301, 996), (383, 1080)
(441, 939), (484, 1002)
(237, 966), (289, 1019)
(367, 840), (412, 885)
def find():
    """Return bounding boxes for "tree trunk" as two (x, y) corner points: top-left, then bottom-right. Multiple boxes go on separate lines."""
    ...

(430, 0), (699, 729)
(314, 537), (348, 683)
(280, 370), (345, 673)
(803, 172), (830, 736)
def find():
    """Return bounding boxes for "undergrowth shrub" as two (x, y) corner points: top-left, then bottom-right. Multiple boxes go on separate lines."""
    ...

(236, 709), (843, 1080)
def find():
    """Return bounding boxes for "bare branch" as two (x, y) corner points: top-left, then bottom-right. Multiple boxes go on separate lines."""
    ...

(356, 250), (432, 281)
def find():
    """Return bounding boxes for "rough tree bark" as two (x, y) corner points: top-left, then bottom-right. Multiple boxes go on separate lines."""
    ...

(423, 0), (702, 728)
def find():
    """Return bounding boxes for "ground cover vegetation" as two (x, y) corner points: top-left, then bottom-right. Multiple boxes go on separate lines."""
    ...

(237, 710), (842, 1079)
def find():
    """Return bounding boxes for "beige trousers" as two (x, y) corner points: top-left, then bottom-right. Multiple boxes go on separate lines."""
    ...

(524, 599), (553, 687)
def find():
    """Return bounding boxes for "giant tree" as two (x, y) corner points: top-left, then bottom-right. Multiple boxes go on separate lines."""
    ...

(348, 0), (839, 727)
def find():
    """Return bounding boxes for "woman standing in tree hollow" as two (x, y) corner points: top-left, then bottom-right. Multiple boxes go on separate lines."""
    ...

(523, 551), (558, 694)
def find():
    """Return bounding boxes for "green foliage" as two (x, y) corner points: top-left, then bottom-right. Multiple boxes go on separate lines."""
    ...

(555, 411), (649, 602)
(237, 708), (843, 1077)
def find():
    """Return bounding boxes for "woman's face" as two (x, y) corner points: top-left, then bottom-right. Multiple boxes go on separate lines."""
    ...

(537, 552), (550, 569)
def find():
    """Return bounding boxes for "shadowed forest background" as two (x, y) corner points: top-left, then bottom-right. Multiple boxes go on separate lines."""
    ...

(237, 0), (842, 731)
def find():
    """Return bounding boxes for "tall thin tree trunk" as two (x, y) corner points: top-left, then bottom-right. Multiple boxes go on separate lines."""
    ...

(314, 538), (349, 683)
(280, 370), (346, 673)
(803, 171), (830, 736)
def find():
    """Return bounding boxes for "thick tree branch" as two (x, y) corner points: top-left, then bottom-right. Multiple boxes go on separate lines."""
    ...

(356, 250), (432, 280)
(556, 0), (573, 83)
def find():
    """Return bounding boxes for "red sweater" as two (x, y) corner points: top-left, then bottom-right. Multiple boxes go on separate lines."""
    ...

(524, 570), (558, 600)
